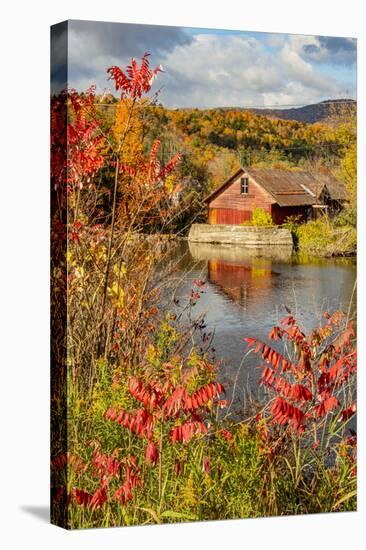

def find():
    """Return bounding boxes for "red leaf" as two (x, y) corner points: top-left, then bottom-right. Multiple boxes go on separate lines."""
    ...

(270, 396), (305, 432)
(244, 337), (257, 347)
(145, 442), (159, 467)
(340, 403), (356, 422)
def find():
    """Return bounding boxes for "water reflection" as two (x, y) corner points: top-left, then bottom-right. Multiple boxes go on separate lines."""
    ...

(188, 241), (293, 264)
(187, 241), (356, 321)
(189, 241), (288, 312)
(170, 240), (356, 411)
(208, 259), (273, 310)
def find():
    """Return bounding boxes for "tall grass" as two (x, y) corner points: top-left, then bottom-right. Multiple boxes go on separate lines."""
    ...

(51, 306), (356, 528)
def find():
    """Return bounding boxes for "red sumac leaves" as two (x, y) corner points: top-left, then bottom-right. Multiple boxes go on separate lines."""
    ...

(314, 396), (339, 418)
(250, 309), (356, 439)
(245, 337), (295, 373)
(145, 442), (159, 467)
(170, 419), (207, 444)
(270, 397), (305, 432)
(107, 52), (162, 99)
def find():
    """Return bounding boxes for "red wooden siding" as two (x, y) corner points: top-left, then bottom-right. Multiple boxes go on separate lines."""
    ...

(208, 208), (251, 224)
(207, 171), (311, 225)
(208, 172), (274, 225)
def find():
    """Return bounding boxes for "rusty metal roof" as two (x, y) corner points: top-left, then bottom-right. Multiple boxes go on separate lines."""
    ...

(246, 168), (317, 206)
(205, 167), (347, 207)
(305, 171), (348, 201)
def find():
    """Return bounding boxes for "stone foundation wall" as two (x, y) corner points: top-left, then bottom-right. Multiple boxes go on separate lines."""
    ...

(188, 224), (294, 249)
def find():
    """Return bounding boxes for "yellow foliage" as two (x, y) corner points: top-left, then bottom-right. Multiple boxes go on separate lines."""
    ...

(180, 475), (197, 507)
(208, 149), (240, 189)
(164, 174), (176, 194)
(145, 343), (158, 366)
(114, 99), (144, 166)
(241, 208), (273, 226)
(341, 143), (356, 203)
(107, 281), (125, 308)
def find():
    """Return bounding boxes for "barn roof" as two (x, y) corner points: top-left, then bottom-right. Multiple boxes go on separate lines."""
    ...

(306, 171), (348, 201)
(245, 169), (317, 207)
(205, 167), (347, 207)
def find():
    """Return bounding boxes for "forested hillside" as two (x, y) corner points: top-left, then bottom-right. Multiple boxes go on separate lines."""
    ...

(94, 96), (356, 231)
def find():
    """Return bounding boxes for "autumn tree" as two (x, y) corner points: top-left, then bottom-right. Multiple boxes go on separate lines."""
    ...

(341, 143), (356, 204)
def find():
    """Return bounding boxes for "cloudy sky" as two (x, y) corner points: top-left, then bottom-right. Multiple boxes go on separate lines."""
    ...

(52, 20), (357, 108)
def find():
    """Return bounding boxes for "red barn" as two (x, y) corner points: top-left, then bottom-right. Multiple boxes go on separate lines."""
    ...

(205, 167), (347, 225)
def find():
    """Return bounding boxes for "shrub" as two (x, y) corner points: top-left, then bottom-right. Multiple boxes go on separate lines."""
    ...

(245, 309), (356, 439)
(334, 207), (357, 228)
(296, 217), (356, 256)
(241, 208), (273, 226)
(244, 308), (357, 514)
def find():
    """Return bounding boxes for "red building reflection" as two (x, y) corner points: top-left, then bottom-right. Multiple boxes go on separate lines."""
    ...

(188, 241), (292, 310)
(208, 258), (274, 308)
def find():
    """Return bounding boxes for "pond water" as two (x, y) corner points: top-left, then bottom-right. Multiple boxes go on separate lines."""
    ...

(165, 240), (356, 414)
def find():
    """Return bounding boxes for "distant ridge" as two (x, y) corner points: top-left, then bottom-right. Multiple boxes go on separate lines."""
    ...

(101, 96), (356, 125)
(221, 99), (356, 124)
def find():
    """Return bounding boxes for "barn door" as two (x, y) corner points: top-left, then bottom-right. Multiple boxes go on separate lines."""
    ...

(208, 208), (217, 224)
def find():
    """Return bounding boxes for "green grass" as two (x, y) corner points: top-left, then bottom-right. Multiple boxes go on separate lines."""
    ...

(61, 404), (356, 528)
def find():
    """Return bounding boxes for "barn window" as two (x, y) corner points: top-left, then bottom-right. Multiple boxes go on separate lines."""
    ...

(240, 177), (249, 194)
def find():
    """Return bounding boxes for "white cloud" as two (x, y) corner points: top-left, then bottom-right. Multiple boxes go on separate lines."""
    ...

(286, 34), (356, 65)
(61, 22), (356, 108)
(158, 33), (344, 108)
(66, 20), (192, 95)
(280, 42), (335, 92)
